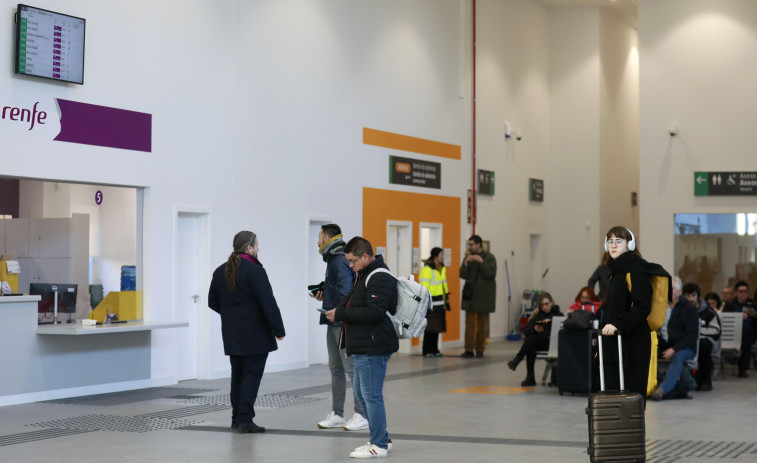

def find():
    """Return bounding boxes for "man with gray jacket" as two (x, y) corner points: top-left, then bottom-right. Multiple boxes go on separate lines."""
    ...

(310, 224), (368, 431)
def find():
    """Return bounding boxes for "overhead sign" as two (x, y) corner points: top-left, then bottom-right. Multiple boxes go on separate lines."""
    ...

(695, 171), (757, 196)
(529, 178), (544, 202)
(478, 169), (495, 195)
(389, 155), (441, 189)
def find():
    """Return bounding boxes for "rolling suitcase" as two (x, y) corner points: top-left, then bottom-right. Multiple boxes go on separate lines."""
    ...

(558, 329), (593, 395)
(586, 334), (645, 463)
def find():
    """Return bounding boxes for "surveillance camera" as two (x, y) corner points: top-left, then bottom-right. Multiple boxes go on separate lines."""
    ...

(669, 124), (678, 137)
(514, 130), (522, 141)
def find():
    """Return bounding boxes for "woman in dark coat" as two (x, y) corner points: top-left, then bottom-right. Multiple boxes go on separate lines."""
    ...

(507, 292), (564, 386)
(208, 231), (285, 433)
(600, 226), (668, 401)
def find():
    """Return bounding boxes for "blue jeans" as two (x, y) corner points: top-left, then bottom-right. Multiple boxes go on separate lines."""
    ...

(658, 348), (694, 395)
(352, 354), (391, 449)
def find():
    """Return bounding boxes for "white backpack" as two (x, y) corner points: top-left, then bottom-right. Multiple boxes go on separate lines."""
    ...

(365, 268), (430, 339)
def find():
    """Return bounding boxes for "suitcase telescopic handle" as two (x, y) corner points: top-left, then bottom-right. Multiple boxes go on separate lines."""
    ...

(597, 333), (624, 392)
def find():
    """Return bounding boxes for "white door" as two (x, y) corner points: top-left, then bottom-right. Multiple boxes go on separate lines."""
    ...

(176, 213), (203, 381)
(307, 220), (330, 365)
(419, 223), (443, 264)
(386, 221), (412, 277)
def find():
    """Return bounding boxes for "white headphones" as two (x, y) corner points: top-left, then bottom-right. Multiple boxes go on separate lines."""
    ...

(604, 228), (636, 252)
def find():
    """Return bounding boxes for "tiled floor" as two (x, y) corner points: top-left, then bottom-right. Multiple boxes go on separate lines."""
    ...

(1, 339), (755, 462)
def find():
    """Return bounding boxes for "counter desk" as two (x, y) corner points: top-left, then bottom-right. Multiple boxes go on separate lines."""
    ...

(0, 296), (188, 406)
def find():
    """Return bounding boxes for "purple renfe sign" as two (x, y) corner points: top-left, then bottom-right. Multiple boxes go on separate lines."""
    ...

(54, 99), (152, 152)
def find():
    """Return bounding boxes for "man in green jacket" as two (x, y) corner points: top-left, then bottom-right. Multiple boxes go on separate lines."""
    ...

(459, 235), (497, 358)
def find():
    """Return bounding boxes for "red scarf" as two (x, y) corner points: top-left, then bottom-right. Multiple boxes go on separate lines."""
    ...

(239, 253), (262, 266)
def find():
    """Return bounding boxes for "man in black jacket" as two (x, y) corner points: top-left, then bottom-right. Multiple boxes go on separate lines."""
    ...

(326, 236), (397, 459)
(723, 280), (757, 378)
(683, 282), (720, 391)
(208, 231), (285, 433)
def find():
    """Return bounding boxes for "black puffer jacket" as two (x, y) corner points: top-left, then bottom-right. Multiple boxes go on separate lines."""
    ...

(334, 255), (399, 356)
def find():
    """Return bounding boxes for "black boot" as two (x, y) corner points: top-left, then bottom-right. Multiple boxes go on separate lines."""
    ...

(508, 355), (523, 371)
(521, 372), (536, 387)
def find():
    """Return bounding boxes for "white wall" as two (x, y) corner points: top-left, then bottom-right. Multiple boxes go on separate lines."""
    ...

(1, 0), (645, 397)
(599, 8), (639, 238)
(476, 0), (551, 333)
(233, 0), (469, 364)
(2, 0), (238, 385)
(547, 8), (601, 307)
(639, 0), (757, 273)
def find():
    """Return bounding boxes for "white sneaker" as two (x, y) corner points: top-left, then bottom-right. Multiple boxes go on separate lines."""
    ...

(349, 444), (388, 458)
(344, 413), (369, 431)
(317, 411), (345, 428)
(356, 439), (392, 453)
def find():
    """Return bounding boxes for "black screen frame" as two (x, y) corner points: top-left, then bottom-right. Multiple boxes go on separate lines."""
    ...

(30, 283), (78, 314)
(14, 4), (86, 85)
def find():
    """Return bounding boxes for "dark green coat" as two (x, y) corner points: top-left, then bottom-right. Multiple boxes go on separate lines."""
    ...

(459, 251), (497, 313)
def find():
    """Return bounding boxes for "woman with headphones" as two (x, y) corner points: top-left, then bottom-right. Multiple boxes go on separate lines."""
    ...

(600, 226), (661, 401)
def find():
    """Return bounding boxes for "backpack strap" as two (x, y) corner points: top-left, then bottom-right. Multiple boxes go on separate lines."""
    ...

(365, 267), (395, 286)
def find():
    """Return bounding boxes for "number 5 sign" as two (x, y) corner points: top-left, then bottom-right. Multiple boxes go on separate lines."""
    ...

(95, 190), (103, 205)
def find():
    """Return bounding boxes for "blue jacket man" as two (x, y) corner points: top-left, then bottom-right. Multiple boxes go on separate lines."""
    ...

(311, 224), (366, 431)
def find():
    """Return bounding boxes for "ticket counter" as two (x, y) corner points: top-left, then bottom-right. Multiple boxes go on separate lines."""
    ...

(0, 296), (187, 406)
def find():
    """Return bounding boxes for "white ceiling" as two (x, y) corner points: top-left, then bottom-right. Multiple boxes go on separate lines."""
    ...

(539, 0), (638, 28)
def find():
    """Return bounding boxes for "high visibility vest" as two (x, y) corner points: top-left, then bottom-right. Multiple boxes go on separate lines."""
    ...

(419, 265), (449, 309)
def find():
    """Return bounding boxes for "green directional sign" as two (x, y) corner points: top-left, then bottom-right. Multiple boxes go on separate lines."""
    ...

(695, 171), (757, 196)
(694, 172), (709, 196)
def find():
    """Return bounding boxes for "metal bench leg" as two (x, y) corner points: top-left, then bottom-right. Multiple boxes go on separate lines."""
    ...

(542, 363), (550, 385)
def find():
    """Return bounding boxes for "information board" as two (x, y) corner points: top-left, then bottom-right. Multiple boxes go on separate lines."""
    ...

(16, 5), (86, 84)
(389, 155), (441, 189)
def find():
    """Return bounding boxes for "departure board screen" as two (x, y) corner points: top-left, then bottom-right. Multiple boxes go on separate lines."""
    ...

(15, 4), (86, 85)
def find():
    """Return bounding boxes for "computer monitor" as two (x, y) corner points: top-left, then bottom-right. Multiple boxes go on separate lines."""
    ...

(30, 283), (77, 323)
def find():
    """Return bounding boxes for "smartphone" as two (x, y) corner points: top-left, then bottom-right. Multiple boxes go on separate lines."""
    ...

(308, 282), (324, 296)
(316, 308), (328, 314)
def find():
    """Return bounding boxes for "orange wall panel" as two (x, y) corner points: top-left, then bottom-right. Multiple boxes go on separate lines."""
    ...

(363, 128), (461, 160)
(362, 187), (461, 342)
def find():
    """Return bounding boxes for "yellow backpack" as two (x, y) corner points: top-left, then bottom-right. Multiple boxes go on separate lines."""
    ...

(625, 273), (670, 331)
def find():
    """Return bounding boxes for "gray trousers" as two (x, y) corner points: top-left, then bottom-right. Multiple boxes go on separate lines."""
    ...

(326, 325), (363, 417)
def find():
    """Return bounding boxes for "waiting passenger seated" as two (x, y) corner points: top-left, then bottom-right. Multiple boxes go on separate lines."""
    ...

(567, 286), (601, 314)
(704, 292), (724, 313)
(722, 280), (757, 378)
(650, 283), (699, 401)
(685, 284), (721, 392)
(507, 292), (564, 387)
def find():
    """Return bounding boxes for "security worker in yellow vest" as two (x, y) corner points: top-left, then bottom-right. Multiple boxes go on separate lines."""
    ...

(419, 247), (450, 357)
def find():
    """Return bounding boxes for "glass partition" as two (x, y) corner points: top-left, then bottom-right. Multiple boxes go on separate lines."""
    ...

(674, 213), (757, 297)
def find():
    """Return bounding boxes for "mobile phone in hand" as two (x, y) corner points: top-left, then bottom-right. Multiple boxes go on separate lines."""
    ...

(317, 308), (328, 314)
(308, 282), (325, 296)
